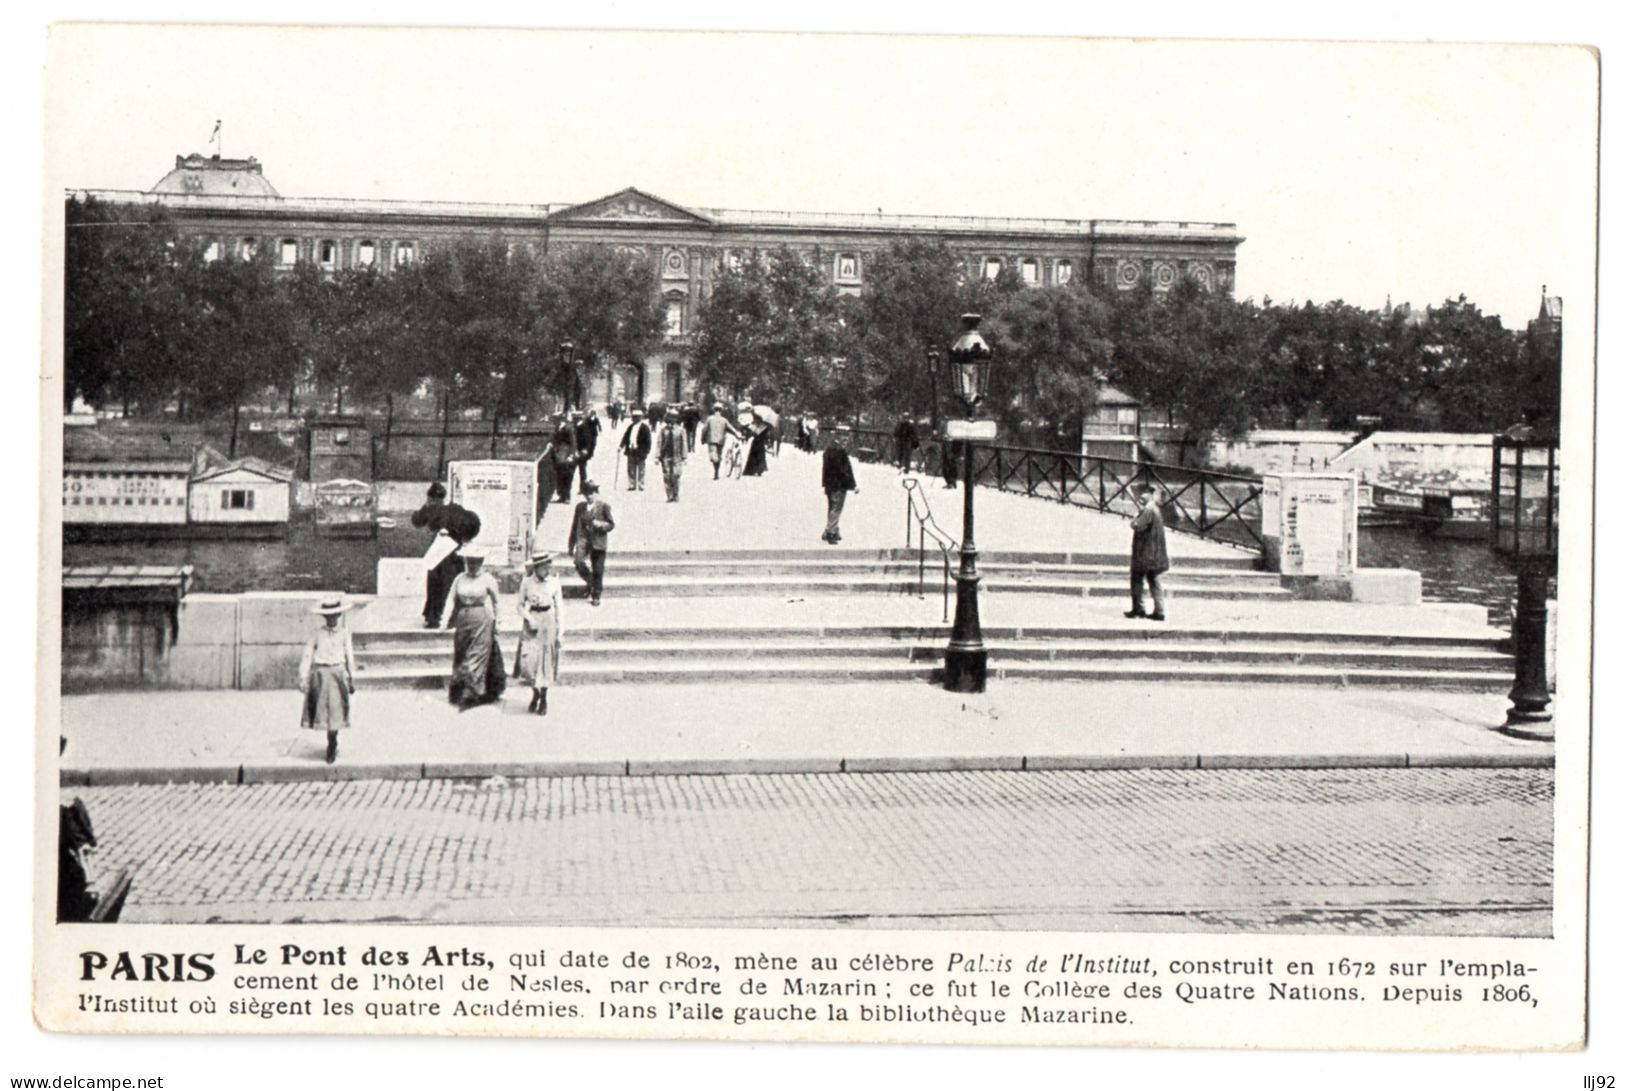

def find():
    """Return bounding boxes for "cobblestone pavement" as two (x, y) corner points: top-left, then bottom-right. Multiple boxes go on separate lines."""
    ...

(67, 767), (1552, 934)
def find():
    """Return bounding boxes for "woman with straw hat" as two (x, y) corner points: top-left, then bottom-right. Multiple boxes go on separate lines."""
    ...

(513, 549), (564, 715)
(444, 551), (506, 711)
(299, 596), (356, 764)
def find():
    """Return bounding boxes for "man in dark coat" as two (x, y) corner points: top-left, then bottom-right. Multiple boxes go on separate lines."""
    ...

(412, 482), (469, 628)
(620, 408), (653, 490)
(1126, 484), (1170, 621)
(821, 427), (859, 544)
(549, 415), (580, 503)
(938, 429), (958, 489)
(894, 415), (919, 472)
(574, 410), (600, 494)
(567, 480), (616, 606)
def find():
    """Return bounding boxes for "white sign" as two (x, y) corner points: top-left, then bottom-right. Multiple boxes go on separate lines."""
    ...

(448, 460), (538, 567)
(1263, 473), (1358, 577)
(944, 419), (998, 441)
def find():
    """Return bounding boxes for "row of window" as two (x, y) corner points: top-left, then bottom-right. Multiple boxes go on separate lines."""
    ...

(66, 496), (183, 505)
(981, 257), (1074, 286)
(203, 236), (418, 270)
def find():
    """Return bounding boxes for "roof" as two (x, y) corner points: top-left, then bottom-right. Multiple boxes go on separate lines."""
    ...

(151, 153), (280, 198)
(191, 456), (293, 484)
(63, 460), (192, 474)
(63, 565), (194, 596)
(550, 186), (714, 226)
(1093, 383), (1140, 406)
(63, 426), (199, 465)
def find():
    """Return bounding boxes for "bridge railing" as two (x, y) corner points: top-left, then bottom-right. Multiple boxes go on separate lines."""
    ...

(836, 426), (1265, 552)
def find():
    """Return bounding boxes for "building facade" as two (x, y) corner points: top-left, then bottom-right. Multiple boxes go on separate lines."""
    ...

(76, 153), (1245, 406)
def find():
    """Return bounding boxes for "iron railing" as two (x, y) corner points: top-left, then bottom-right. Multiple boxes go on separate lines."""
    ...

(838, 426), (1265, 552)
(902, 478), (957, 621)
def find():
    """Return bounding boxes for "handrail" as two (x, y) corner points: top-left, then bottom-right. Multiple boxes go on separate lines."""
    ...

(902, 477), (957, 623)
(844, 424), (1265, 552)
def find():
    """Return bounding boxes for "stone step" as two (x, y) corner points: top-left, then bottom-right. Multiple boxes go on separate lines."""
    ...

(354, 658), (1515, 691)
(355, 624), (1505, 652)
(600, 558), (1280, 583)
(534, 576), (1292, 600)
(354, 639), (1510, 673)
(605, 547), (1260, 570)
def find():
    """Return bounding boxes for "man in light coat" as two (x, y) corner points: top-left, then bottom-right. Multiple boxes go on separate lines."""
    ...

(702, 403), (740, 480)
(657, 413), (691, 502)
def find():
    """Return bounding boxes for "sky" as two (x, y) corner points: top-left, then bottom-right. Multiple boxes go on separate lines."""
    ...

(42, 24), (1598, 328)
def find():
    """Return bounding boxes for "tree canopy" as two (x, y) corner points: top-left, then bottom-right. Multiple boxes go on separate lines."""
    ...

(64, 198), (1555, 451)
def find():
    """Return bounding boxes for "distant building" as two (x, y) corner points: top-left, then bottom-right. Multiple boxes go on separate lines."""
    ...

(72, 153), (1246, 406)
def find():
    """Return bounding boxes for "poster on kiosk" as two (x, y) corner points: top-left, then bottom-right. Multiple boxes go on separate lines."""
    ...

(1261, 473), (1359, 577)
(447, 459), (538, 567)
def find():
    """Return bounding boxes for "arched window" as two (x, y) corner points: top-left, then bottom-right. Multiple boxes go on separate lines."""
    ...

(318, 240), (338, 268)
(358, 240), (377, 267)
(279, 239), (299, 266)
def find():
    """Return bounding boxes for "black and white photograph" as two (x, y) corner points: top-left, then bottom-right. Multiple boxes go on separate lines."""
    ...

(23, 13), (1605, 1068)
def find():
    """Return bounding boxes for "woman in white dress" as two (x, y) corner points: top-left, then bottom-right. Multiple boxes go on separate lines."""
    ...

(513, 549), (563, 715)
(299, 596), (356, 763)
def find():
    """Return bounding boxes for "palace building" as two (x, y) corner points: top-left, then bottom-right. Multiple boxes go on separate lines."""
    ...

(75, 153), (1245, 405)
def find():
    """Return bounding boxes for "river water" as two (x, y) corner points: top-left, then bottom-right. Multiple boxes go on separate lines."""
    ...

(62, 520), (1530, 629)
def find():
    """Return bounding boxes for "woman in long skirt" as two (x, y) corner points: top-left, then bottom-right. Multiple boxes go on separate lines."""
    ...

(742, 421), (771, 476)
(444, 553), (505, 711)
(513, 549), (563, 715)
(300, 596), (356, 763)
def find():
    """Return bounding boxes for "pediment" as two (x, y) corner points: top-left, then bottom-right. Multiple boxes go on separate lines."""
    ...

(550, 187), (713, 226)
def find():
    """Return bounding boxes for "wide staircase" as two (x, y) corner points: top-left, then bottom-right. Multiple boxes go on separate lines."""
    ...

(352, 547), (1513, 692)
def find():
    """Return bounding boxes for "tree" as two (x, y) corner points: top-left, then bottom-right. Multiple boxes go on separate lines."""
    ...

(63, 197), (192, 413)
(538, 244), (665, 409)
(847, 238), (975, 426)
(983, 283), (1113, 447)
(1107, 276), (1266, 449)
(690, 247), (847, 409)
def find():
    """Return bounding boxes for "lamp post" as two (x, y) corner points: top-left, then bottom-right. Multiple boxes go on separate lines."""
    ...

(943, 314), (993, 693)
(925, 347), (942, 433)
(1490, 426), (1559, 741)
(560, 339), (579, 411)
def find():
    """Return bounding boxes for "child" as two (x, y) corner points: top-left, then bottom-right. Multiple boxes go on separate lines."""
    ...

(300, 596), (356, 762)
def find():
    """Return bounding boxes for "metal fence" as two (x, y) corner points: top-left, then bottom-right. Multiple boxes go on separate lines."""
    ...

(370, 418), (558, 480)
(835, 426), (1265, 552)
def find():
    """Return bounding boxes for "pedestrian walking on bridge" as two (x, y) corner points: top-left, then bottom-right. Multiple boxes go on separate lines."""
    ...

(658, 414), (690, 501)
(569, 480), (615, 606)
(300, 596), (356, 763)
(821, 428), (858, 544)
(620, 409), (652, 491)
(445, 553), (506, 710)
(514, 549), (563, 716)
(1125, 484), (1169, 621)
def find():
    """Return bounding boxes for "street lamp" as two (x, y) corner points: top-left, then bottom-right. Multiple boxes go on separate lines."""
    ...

(925, 347), (942, 433)
(559, 339), (579, 411)
(1490, 425), (1559, 740)
(943, 313), (994, 693)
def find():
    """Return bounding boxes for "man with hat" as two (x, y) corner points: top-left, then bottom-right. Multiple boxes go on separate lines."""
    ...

(300, 596), (356, 764)
(568, 480), (616, 606)
(657, 409), (690, 502)
(1125, 484), (1170, 621)
(550, 413), (580, 504)
(821, 426), (859, 544)
(703, 402), (740, 480)
(619, 407), (653, 491)
(574, 408), (601, 495)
